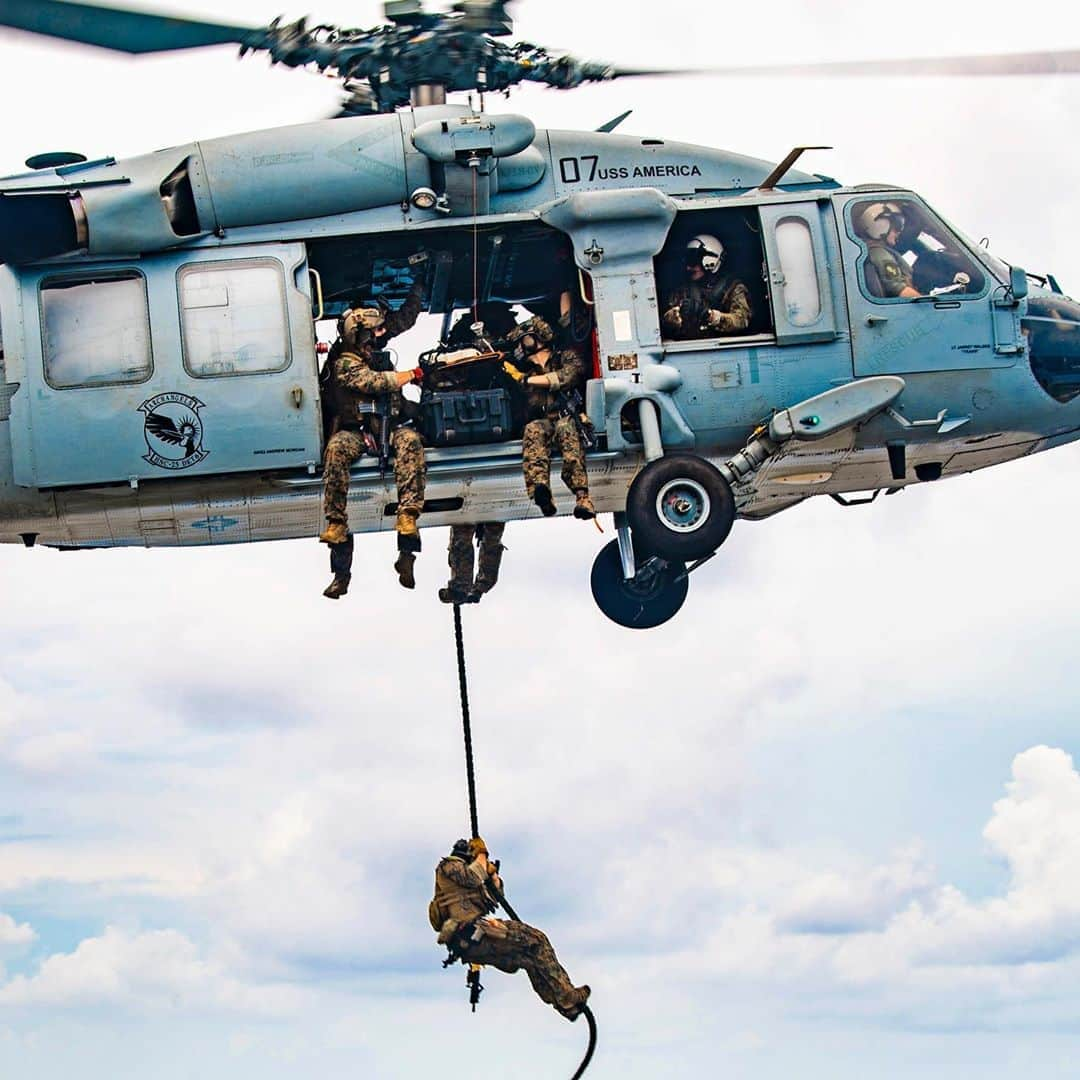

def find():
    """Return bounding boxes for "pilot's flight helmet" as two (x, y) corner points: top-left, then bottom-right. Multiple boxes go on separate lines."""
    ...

(686, 234), (724, 274)
(857, 202), (906, 242)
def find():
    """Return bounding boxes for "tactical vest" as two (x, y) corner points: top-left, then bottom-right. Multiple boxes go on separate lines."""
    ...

(526, 347), (584, 421)
(320, 345), (394, 431)
(429, 856), (495, 937)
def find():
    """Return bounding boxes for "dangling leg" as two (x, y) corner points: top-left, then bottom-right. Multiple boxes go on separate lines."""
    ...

(472, 522), (506, 599)
(440, 524), (476, 604)
(466, 919), (590, 1018)
(555, 416), (594, 520)
(324, 533), (354, 600)
(320, 430), (365, 545)
(392, 426), (426, 589)
(523, 419), (557, 516)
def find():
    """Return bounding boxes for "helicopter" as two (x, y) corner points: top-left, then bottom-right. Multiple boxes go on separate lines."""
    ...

(1, 0), (1079, 628)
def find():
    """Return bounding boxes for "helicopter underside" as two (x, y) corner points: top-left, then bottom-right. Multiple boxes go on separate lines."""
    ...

(0, 426), (1062, 551)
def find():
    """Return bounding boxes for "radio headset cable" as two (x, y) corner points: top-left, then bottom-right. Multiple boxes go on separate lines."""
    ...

(450, 603), (597, 1078)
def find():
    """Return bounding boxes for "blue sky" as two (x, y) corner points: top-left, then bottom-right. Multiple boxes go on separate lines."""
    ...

(3, 1), (1080, 1077)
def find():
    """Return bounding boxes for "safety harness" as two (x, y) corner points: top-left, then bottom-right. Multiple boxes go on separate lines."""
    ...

(446, 603), (597, 1078)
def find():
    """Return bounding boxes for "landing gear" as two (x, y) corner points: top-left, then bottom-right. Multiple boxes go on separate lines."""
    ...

(590, 539), (688, 629)
(626, 454), (735, 561)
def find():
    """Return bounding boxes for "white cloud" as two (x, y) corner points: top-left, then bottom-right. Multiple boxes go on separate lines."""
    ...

(0, 927), (302, 1015)
(0, 913), (35, 949)
(1, 1), (1080, 1075)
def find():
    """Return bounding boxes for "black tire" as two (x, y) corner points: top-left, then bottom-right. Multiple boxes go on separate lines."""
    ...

(626, 454), (735, 561)
(590, 540), (688, 630)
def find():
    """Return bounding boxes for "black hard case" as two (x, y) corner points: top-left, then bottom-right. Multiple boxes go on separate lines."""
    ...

(421, 389), (515, 447)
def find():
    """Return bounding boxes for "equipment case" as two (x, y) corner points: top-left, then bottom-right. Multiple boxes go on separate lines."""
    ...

(421, 389), (514, 447)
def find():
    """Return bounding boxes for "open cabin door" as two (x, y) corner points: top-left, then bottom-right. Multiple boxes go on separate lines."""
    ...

(6, 242), (321, 489)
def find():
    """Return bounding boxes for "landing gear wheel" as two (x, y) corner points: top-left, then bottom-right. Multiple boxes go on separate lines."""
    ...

(626, 454), (735, 561)
(590, 540), (688, 629)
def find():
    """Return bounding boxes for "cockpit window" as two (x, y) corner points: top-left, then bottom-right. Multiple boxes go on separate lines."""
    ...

(849, 198), (986, 303)
(1025, 294), (1080, 404)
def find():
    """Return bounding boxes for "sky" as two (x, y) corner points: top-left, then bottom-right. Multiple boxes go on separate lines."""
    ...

(2, 1), (1080, 1077)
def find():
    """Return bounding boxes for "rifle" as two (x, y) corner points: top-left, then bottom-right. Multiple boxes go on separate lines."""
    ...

(466, 965), (484, 1012)
(353, 399), (392, 476)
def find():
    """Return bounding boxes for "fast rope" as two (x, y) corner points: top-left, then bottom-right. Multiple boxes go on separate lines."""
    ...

(450, 603), (597, 1078)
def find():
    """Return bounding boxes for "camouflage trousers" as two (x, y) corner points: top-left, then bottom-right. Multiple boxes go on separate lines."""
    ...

(448, 523), (506, 592)
(461, 918), (583, 1014)
(323, 426), (426, 526)
(522, 417), (588, 499)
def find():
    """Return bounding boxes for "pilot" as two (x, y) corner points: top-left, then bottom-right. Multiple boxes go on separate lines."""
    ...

(440, 523), (507, 605)
(320, 269), (428, 592)
(662, 234), (752, 339)
(430, 837), (591, 1021)
(856, 202), (922, 300)
(504, 314), (595, 520)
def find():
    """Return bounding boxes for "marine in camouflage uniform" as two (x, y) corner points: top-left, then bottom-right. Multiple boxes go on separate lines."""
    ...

(429, 838), (590, 1020)
(439, 522), (506, 604)
(506, 316), (595, 520)
(662, 273), (752, 339)
(320, 278), (427, 591)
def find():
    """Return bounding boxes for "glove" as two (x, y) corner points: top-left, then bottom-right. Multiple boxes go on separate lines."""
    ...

(502, 361), (526, 383)
(662, 305), (682, 330)
(410, 367), (424, 384)
(929, 271), (972, 298)
(704, 308), (729, 331)
(468, 837), (489, 859)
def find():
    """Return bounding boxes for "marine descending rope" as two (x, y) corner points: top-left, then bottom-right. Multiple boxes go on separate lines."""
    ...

(450, 603), (597, 1079)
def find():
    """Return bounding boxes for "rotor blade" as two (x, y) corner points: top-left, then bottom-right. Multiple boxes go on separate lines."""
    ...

(607, 50), (1080, 80)
(0, 0), (258, 54)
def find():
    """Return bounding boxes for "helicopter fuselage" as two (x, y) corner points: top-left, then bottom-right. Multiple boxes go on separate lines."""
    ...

(0, 104), (1076, 551)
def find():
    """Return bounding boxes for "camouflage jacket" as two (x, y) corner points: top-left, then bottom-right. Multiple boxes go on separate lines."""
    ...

(525, 347), (587, 420)
(866, 241), (914, 299)
(430, 855), (498, 939)
(326, 285), (423, 428)
(663, 274), (752, 339)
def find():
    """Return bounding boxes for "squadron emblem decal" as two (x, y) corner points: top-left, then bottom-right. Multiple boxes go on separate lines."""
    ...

(138, 393), (209, 470)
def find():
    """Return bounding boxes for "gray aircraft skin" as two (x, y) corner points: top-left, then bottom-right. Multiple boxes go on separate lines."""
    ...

(0, 100), (1076, 622)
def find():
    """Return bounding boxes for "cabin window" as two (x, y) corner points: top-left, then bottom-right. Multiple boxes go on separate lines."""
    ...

(773, 217), (821, 326)
(179, 260), (290, 377)
(848, 197), (987, 303)
(654, 207), (773, 343)
(41, 271), (152, 389)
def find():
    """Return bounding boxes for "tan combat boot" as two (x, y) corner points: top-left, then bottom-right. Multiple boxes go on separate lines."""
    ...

(323, 575), (350, 600)
(319, 521), (348, 545)
(573, 491), (596, 520)
(395, 509), (419, 539)
(556, 984), (591, 1022)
